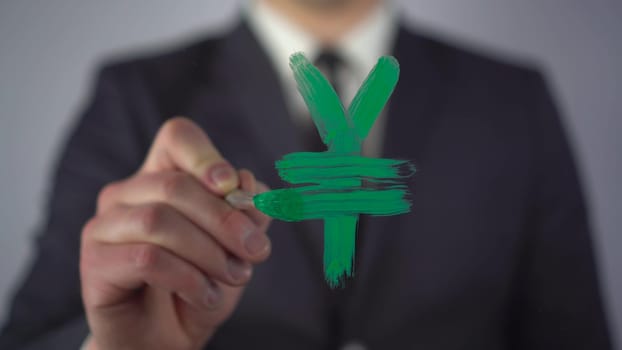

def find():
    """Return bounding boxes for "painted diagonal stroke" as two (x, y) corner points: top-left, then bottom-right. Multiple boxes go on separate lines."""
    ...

(289, 53), (352, 148)
(349, 56), (400, 140)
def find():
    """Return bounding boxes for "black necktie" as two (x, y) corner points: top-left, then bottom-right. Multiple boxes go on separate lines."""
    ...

(315, 50), (343, 98)
(300, 51), (361, 338)
(301, 50), (344, 152)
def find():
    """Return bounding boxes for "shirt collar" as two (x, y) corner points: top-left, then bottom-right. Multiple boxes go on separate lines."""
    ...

(245, 0), (397, 83)
(338, 3), (398, 81)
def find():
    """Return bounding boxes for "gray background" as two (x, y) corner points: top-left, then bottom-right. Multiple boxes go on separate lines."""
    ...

(1, 0), (620, 346)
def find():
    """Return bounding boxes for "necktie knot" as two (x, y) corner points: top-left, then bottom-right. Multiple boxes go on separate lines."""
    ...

(314, 50), (344, 98)
(301, 50), (346, 153)
(314, 50), (343, 75)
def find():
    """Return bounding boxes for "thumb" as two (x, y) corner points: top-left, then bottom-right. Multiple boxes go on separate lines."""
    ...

(140, 117), (239, 195)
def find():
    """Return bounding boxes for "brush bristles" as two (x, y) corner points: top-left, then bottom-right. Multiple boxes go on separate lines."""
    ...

(253, 188), (411, 222)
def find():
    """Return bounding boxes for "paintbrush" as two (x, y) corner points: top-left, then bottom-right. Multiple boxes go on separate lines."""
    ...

(235, 187), (411, 222)
(224, 189), (256, 210)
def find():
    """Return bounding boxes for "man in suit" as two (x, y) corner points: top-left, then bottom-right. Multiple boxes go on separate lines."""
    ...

(0, 0), (612, 349)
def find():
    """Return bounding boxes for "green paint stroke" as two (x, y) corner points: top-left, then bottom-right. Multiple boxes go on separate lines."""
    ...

(254, 53), (414, 288)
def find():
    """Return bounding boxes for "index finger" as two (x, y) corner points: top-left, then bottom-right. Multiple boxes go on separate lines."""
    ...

(140, 117), (238, 195)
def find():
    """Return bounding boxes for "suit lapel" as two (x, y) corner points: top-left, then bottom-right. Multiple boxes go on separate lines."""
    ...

(212, 21), (328, 281)
(358, 25), (443, 281)
(217, 22), (302, 164)
(342, 24), (453, 337)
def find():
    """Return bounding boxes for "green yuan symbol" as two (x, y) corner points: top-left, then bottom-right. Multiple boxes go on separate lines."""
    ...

(254, 53), (415, 288)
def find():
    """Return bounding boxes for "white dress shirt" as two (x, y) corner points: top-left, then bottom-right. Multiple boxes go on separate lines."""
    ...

(245, 0), (398, 157)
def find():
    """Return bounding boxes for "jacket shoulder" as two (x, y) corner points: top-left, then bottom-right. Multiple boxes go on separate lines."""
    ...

(94, 29), (228, 90)
(401, 24), (546, 89)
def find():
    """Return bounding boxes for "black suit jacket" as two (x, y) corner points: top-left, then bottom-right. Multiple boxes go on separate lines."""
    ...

(0, 20), (612, 349)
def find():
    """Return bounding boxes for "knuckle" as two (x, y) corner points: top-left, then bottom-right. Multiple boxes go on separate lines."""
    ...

(161, 117), (193, 145)
(160, 172), (191, 201)
(79, 241), (94, 273)
(79, 248), (99, 278)
(163, 116), (193, 131)
(96, 182), (119, 211)
(81, 217), (98, 238)
(216, 206), (241, 231)
(185, 268), (206, 292)
(134, 204), (168, 235)
(130, 244), (161, 269)
(218, 209), (255, 239)
(78, 256), (89, 276)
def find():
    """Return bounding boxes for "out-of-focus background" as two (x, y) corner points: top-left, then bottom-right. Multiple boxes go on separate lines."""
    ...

(1, 0), (620, 346)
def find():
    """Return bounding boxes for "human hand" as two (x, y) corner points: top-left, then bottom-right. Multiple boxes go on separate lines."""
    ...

(80, 117), (271, 350)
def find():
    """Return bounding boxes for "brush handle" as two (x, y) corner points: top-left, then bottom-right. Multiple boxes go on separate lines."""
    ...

(224, 189), (255, 210)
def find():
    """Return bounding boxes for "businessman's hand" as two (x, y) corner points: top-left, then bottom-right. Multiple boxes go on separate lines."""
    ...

(80, 117), (271, 350)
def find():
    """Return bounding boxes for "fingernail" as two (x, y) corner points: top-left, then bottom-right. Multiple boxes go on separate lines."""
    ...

(203, 279), (221, 309)
(227, 256), (252, 282)
(209, 163), (236, 192)
(243, 228), (270, 256)
(256, 182), (270, 194)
